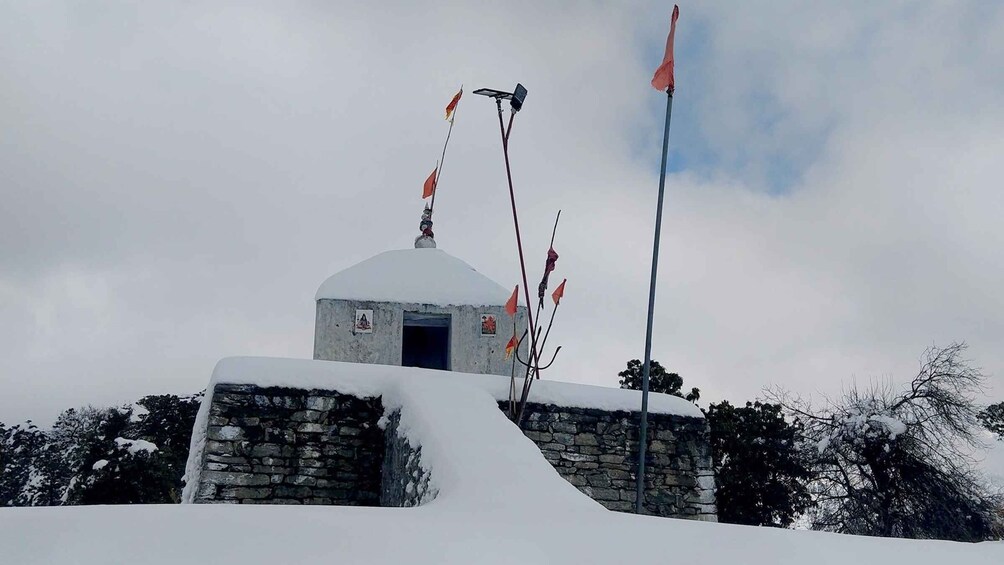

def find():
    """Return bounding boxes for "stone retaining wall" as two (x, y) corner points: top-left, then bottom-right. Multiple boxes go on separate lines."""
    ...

(516, 402), (717, 520)
(190, 383), (715, 520)
(192, 384), (385, 505)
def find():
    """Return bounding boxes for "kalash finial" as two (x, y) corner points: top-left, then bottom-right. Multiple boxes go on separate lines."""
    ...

(414, 205), (436, 248)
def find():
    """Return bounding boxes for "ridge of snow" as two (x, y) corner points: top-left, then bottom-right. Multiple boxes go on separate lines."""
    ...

(314, 248), (511, 306)
(379, 369), (600, 514)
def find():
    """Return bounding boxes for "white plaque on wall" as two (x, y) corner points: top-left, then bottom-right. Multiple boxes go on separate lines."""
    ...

(354, 309), (373, 334)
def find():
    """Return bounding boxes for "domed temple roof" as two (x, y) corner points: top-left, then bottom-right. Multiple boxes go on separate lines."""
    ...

(315, 248), (510, 307)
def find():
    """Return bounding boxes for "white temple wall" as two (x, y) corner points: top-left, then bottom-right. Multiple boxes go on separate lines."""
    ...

(313, 299), (528, 376)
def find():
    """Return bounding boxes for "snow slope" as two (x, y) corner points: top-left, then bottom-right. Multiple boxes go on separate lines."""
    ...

(315, 248), (511, 306)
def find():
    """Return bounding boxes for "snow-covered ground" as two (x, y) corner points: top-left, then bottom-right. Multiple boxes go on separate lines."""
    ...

(3, 495), (1001, 564)
(3, 357), (1002, 564)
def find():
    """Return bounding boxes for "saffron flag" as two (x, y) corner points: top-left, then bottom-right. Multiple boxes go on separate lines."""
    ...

(651, 5), (680, 92)
(505, 285), (519, 317)
(505, 334), (517, 359)
(537, 246), (559, 307)
(422, 168), (437, 199)
(445, 88), (463, 122)
(551, 278), (566, 306)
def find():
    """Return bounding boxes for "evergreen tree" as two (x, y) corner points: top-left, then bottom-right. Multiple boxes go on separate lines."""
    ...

(126, 393), (202, 502)
(618, 359), (699, 403)
(0, 392), (203, 506)
(705, 401), (811, 527)
(0, 421), (52, 506)
(70, 395), (202, 504)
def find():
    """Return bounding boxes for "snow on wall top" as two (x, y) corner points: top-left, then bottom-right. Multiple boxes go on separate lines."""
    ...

(315, 248), (511, 306)
(203, 356), (705, 419)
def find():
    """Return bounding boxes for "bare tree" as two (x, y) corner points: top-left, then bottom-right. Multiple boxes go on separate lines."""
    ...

(770, 343), (1003, 541)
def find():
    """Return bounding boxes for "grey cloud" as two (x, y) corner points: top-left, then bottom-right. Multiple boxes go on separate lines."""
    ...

(1, 1), (1003, 426)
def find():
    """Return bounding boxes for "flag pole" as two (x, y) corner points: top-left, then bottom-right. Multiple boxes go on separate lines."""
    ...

(430, 85), (462, 213)
(493, 97), (544, 426)
(636, 88), (674, 514)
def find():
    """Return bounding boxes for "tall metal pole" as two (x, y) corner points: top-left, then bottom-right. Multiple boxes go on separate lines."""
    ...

(635, 90), (674, 514)
(492, 98), (544, 426)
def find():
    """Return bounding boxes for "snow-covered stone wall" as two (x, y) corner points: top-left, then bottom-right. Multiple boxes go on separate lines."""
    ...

(190, 384), (385, 505)
(517, 402), (717, 520)
(190, 376), (714, 520)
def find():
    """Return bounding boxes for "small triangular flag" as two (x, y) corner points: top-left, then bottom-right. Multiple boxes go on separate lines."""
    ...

(445, 88), (463, 122)
(505, 285), (518, 317)
(551, 279), (567, 306)
(422, 168), (437, 199)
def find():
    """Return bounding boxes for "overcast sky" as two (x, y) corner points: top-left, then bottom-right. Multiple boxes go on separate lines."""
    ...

(2, 1), (1003, 426)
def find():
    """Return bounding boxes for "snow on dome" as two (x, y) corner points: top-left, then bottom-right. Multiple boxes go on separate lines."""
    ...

(315, 248), (511, 306)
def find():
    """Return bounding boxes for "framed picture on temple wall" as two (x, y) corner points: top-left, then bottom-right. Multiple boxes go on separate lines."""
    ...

(480, 313), (497, 337)
(354, 309), (373, 334)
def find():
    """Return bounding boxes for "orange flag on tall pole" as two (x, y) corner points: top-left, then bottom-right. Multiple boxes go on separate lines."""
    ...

(505, 285), (519, 317)
(445, 87), (463, 122)
(651, 5), (680, 92)
(551, 279), (567, 306)
(422, 168), (437, 199)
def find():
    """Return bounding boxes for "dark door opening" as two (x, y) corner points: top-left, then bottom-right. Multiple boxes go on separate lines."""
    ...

(401, 312), (451, 370)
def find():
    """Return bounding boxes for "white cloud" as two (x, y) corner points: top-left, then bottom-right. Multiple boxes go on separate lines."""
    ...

(1, 1), (1002, 424)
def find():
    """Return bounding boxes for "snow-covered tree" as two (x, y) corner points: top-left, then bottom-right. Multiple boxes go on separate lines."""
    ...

(0, 392), (202, 506)
(979, 402), (1004, 441)
(772, 343), (1002, 541)
(1, 421), (57, 506)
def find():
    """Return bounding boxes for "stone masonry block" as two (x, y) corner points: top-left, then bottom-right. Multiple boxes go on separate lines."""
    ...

(201, 471), (270, 487)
